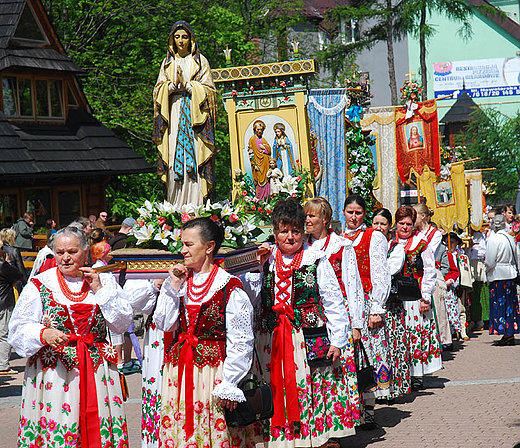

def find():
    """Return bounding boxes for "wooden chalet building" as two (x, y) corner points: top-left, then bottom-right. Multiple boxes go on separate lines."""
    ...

(0, 0), (153, 229)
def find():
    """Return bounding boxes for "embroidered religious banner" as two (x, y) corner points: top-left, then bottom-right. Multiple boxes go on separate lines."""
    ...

(361, 106), (398, 217)
(394, 99), (440, 183)
(465, 169), (484, 231)
(419, 162), (468, 232)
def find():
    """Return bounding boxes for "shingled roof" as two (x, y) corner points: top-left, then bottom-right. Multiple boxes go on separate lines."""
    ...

(0, 0), (83, 73)
(440, 88), (480, 124)
(0, 109), (154, 179)
(0, 0), (154, 180)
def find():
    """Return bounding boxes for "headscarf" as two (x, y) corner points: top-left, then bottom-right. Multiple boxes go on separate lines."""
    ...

(165, 21), (201, 67)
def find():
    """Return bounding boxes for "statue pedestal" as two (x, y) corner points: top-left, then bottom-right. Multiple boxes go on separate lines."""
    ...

(109, 245), (261, 279)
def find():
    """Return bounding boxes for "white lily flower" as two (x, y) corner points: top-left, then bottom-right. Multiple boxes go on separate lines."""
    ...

(173, 228), (182, 240)
(137, 200), (154, 219)
(156, 201), (178, 214)
(154, 228), (172, 246)
(224, 226), (233, 240)
(133, 224), (155, 244)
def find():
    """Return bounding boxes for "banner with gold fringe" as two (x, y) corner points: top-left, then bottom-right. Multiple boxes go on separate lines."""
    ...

(419, 162), (468, 232)
(465, 169), (484, 231)
(395, 99), (440, 183)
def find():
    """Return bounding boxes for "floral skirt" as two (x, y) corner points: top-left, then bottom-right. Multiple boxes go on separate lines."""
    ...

(385, 300), (411, 399)
(141, 325), (164, 448)
(160, 362), (254, 448)
(252, 328), (360, 448)
(17, 358), (128, 447)
(445, 289), (461, 332)
(360, 293), (391, 398)
(489, 280), (520, 336)
(403, 299), (442, 377)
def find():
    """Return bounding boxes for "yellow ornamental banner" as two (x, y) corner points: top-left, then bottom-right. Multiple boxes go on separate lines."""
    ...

(419, 162), (468, 232)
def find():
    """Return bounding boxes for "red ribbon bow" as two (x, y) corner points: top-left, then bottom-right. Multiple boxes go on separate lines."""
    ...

(177, 311), (200, 440)
(270, 301), (300, 430)
(68, 332), (101, 448)
(68, 303), (102, 448)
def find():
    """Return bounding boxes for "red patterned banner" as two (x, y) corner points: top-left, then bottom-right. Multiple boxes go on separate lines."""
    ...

(395, 99), (440, 183)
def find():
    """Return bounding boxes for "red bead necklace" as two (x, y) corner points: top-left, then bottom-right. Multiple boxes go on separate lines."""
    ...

(344, 228), (363, 242)
(57, 269), (90, 302)
(187, 264), (219, 302)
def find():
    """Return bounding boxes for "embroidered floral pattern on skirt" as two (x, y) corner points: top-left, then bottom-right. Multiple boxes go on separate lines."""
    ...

(489, 280), (520, 336)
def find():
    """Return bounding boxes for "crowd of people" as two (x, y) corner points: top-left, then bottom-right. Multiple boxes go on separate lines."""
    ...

(2, 199), (519, 447)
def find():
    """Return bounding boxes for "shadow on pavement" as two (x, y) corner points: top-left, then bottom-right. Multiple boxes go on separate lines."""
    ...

(0, 384), (22, 397)
(339, 408), (412, 447)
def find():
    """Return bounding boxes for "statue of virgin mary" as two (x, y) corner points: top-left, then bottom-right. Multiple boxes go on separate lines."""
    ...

(152, 21), (217, 207)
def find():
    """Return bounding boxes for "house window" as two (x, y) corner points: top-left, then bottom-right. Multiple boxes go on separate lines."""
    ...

(36, 79), (64, 118)
(2, 78), (17, 117)
(13, 3), (47, 43)
(67, 84), (78, 109)
(24, 188), (51, 229)
(0, 192), (19, 228)
(1, 76), (65, 120)
(58, 189), (81, 227)
(18, 78), (33, 117)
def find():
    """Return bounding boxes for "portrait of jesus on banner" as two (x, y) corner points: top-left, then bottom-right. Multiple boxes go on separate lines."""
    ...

(405, 121), (426, 151)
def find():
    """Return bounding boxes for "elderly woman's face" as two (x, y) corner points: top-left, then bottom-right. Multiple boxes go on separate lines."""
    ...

(55, 235), (87, 277)
(274, 223), (304, 256)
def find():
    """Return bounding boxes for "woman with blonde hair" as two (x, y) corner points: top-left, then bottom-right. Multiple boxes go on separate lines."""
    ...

(413, 203), (452, 348)
(0, 228), (27, 290)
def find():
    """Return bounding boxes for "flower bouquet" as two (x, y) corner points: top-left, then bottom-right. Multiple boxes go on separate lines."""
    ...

(129, 200), (258, 254)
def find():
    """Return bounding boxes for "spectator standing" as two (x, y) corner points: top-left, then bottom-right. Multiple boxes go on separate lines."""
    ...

(45, 218), (57, 241)
(13, 212), (34, 251)
(485, 214), (520, 346)
(0, 228), (28, 290)
(88, 214), (97, 229)
(109, 217), (135, 250)
(95, 211), (113, 239)
(0, 242), (23, 374)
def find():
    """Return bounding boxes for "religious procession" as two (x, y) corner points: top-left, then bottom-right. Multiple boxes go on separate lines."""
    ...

(1, 0), (520, 447)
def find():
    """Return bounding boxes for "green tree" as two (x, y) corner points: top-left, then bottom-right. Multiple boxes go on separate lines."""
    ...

(43, 0), (303, 218)
(399, 0), (472, 100)
(464, 107), (520, 203)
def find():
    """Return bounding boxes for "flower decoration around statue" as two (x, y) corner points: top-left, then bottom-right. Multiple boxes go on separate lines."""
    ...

(233, 162), (311, 226)
(401, 79), (423, 119)
(130, 200), (258, 253)
(344, 66), (380, 221)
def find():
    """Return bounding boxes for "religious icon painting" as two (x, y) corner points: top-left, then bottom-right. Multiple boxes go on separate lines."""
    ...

(404, 121), (426, 152)
(434, 180), (455, 207)
(241, 113), (300, 200)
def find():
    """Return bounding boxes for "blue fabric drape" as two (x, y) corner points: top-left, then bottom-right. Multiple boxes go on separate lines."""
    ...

(307, 89), (347, 229)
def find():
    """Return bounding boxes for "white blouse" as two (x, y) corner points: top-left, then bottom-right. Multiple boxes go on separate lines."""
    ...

(387, 240), (405, 277)
(418, 225), (442, 258)
(345, 225), (391, 315)
(395, 235), (437, 301)
(241, 245), (349, 349)
(8, 267), (133, 358)
(307, 232), (364, 329)
(124, 279), (160, 315)
(154, 267), (254, 403)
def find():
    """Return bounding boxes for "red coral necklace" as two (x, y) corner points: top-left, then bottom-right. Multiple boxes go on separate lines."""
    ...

(187, 264), (219, 302)
(57, 269), (90, 302)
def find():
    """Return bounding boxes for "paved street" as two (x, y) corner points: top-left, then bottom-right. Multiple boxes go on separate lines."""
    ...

(2, 330), (519, 447)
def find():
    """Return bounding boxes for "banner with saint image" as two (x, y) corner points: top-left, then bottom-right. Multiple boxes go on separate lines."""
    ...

(394, 99), (441, 182)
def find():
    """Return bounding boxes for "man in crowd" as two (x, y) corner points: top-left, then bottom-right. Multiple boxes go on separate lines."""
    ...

(108, 217), (135, 250)
(13, 213), (34, 252)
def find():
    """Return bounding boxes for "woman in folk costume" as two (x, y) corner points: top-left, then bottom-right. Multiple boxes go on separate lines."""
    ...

(154, 217), (255, 448)
(153, 21), (217, 207)
(372, 208), (411, 400)
(342, 195), (391, 429)
(393, 206), (442, 391)
(413, 203), (452, 348)
(303, 198), (364, 429)
(8, 226), (133, 447)
(242, 198), (357, 447)
(123, 278), (165, 448)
